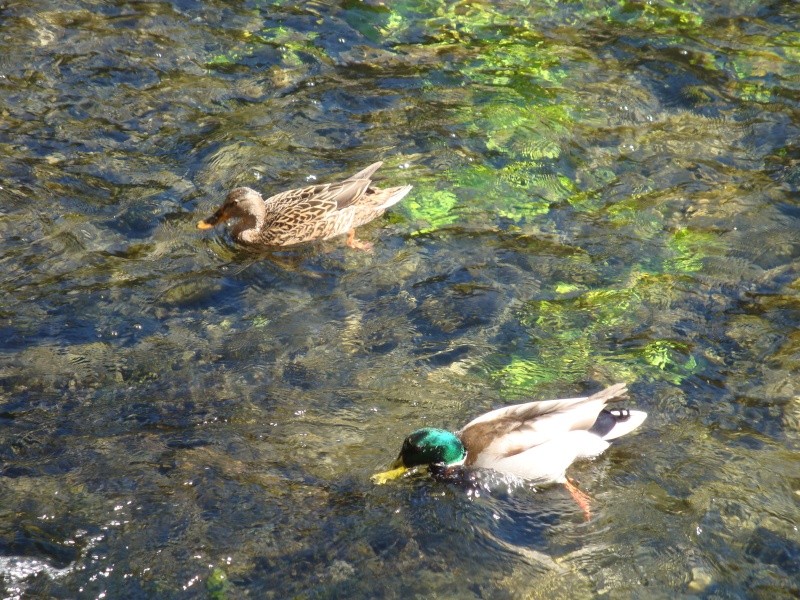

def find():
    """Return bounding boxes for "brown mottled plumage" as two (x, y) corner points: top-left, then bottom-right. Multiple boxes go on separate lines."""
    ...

(197, 162), (412, 250)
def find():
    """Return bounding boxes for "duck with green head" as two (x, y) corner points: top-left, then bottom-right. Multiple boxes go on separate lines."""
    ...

(373, 383), (646, 518)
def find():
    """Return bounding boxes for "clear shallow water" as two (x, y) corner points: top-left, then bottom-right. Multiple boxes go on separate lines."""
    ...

(1, 0), (799, 597)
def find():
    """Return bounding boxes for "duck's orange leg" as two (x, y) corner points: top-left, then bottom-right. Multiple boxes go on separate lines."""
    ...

(564, 478), (593, 521)
(346, 229), (373, 251)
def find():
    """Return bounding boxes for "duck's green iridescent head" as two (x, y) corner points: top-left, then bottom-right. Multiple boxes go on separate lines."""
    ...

(372, 428), (466, 484)
(398, 428), (466, 467)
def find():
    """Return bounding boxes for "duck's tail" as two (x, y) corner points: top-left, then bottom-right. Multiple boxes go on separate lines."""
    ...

(376, 185), (413, 210)
(586, 383), (647, 440)
(590, 408), (648, 440)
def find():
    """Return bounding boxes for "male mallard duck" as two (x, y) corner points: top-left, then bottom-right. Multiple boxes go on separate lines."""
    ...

(197, 161), (412, 250)
(373, 383), (646, 518)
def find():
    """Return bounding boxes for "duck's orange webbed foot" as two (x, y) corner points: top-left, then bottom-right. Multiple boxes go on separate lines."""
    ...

(346, 229), (373, 252)
(564, 478), (593, 521)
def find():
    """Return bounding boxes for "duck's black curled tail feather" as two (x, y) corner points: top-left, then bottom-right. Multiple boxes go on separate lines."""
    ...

(589, 408), (647, 441)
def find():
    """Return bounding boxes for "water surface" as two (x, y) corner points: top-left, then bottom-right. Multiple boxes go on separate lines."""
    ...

(1, 0), (799, 597)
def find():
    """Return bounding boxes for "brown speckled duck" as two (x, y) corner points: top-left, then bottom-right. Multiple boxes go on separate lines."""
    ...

(197, 162), (412, 250)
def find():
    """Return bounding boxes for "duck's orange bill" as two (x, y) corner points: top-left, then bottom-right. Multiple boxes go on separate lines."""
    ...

(197, 208), (229, 230)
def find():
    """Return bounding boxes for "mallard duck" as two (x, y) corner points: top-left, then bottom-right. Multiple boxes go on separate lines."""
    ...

(373, 383), (646, 518)
(197, 161), (412, 250)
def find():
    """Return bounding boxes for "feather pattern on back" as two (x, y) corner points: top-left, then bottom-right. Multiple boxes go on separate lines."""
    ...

(197, 162), (412, 247)
(373, 383), (647, 488)
(458, 383), (639, 482)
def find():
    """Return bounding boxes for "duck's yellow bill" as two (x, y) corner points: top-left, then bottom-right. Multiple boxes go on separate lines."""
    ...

(371, 466), (408, 485)
(197, 220), (215, 230)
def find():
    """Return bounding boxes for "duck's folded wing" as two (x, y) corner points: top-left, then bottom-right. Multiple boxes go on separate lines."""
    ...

(260, 180), (369, 236)
(458, 383), (629, 465)
(343, 161), (383, 182)
(265, 178), (372, 212)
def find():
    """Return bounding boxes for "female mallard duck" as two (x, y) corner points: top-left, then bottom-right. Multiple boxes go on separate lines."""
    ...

(197, 162), (412, 250)
(373, 383), (646, 518)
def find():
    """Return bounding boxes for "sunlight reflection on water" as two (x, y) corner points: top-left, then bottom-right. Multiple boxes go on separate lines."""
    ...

(0, 0), (799, 597)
